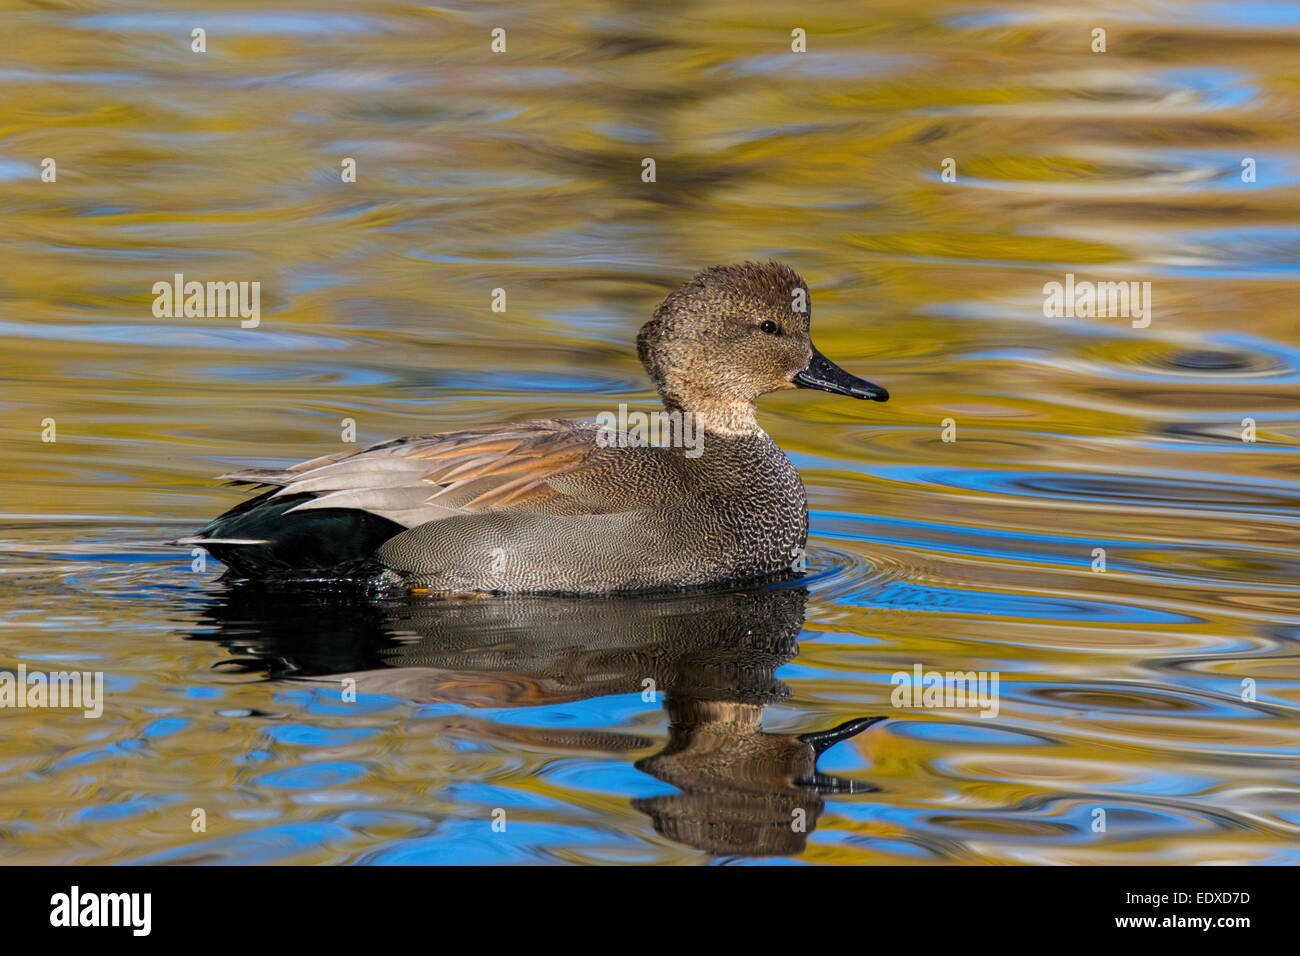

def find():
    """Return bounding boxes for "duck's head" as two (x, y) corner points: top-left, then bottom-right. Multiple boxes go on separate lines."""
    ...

(637, 261), (887, 433)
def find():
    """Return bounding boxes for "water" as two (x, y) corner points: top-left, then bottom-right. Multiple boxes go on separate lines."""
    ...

(2, 0), (1299, 864)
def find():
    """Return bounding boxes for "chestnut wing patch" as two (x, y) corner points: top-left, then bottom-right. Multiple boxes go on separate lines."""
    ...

(218, 420), (604, 527)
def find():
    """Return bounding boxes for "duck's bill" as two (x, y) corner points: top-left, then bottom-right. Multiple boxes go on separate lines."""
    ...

(793, 347), (889, 401)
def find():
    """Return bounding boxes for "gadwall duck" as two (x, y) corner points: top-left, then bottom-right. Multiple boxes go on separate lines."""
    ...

(182, 261), (888, 592)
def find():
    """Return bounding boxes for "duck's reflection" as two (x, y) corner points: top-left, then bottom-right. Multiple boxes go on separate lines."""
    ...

(190, 582), (884, 858)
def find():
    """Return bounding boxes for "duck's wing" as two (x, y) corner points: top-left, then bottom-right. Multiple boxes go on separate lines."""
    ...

(217, 419), (618, 528)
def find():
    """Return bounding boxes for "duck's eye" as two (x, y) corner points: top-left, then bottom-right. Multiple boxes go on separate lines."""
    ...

(759, 320), (780, 335)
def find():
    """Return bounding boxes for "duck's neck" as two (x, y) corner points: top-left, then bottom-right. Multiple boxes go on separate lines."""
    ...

(663, 397), (761, 439)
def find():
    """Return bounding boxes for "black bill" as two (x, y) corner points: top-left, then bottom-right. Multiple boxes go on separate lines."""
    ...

(793, 346), (889, 401)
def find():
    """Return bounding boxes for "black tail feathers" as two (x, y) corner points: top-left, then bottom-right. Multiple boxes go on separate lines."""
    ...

(181, 490), (405, 580)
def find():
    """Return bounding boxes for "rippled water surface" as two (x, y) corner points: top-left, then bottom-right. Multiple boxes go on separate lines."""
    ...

(2, 0), (1299, 864)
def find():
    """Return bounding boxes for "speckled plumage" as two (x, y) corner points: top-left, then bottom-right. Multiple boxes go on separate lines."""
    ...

(184, 261), (888, 593)
(372, 422), (808, 592)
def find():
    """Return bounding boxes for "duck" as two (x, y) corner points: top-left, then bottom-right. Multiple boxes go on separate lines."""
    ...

(180, 261), (888, 593)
